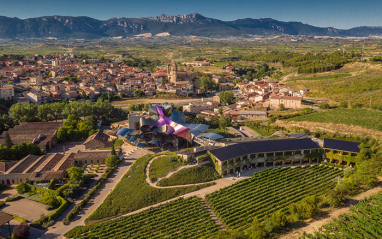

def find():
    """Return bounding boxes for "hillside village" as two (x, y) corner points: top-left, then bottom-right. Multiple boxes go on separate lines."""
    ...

(0, 54), (305, 111)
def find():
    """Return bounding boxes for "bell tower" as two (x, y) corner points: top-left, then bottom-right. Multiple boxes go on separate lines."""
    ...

(167, 61), (177, 84)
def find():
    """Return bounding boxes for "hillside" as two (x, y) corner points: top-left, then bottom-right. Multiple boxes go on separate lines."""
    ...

(1, 13), (382, 39)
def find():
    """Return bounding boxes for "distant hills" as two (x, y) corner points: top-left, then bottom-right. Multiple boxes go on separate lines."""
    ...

(1, 13), (382, 39)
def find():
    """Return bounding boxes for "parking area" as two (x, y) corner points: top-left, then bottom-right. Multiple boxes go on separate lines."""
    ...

(49, 141), (85, 154)
(1, 198), (50, 222)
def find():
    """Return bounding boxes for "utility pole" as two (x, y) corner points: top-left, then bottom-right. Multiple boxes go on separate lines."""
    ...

(361, 45), (364, 61)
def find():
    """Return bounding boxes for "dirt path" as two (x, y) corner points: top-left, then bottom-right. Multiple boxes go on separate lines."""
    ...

(279, 183), (382, 239)
(280, 73), (297, 83)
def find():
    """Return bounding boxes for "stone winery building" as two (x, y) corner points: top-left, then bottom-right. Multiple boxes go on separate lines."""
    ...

(208, 138), (321, 175)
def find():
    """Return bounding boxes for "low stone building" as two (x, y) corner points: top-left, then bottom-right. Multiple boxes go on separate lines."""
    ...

(74, 150), (118, 165)
(83, 131), (112, 150)
(208, 138), (321, 175)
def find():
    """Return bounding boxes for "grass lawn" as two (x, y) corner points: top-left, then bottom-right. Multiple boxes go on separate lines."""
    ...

(86, 153), (213, 221)
(206, 128), (235, 138)
(98, 139), (124, 150)
(286, 108), (382, 132)
(157, 164), (221, 186)
(149, 155), (184, 182)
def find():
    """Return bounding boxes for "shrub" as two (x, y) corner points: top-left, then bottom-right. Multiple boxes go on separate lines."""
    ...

(6, 195), (21, 202)
(12, 223), (30, 239)
(0, 201), (5, 208)
(105, 155), (119, 168)
(48, 179), (56, 190)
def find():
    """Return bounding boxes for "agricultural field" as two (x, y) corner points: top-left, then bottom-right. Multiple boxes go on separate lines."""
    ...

(300, 192), (382, 239)
(157, 164), (221, 186)
(285, 108), (382, 132)
(86, 153), (213, 221)
(205, 165), (343, 230)
(149, 154), (184, 182)
(285, 64), (382, 107)
(65, 197), (219, 239)
(286, 73), (351, 82)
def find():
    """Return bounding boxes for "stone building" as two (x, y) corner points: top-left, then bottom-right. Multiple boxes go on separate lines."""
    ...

(269, 95), (302, 109)
(208, 138), (321, 175)
(323, 138), (360, 167)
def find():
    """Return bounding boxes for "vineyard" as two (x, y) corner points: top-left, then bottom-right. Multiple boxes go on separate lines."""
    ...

(65, 197), (219, 239)
(205, 165), (343, 230)
(300, 192), (382, 239)
(286, 109), (382, 132)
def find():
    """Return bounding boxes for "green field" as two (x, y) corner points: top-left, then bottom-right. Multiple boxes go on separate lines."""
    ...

(65, 197), (219, 239)
(286, 67), (382, 107)
(287, 73), (351, 82)
(149, 155), (184, 182)
(86, 153), (213, 221)
(206, 165), (343, 230)
(301, 192), (382, 239)
(286, 108), (382, 132)
(158, 164), (221, 186)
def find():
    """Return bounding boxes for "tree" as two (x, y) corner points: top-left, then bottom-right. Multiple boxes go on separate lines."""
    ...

(133, 89), (144, 97)
(218, 108), (224, 115)
(105, 155), (119, 168)
(4, 132), (13, 148)
(270, 210), (287, 229)
(200, 76), (217, 91)
(9, 103), (38, 122)
(279, 104), (285, 111)
(67, 167), (84, 182)
(352, 102), (363, 109)
(220, 91), (234, 105)
(111, 143), (116, 156)
(12, 223), (30, 239)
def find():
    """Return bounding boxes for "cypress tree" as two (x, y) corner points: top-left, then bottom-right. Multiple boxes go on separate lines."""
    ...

(4, 132), (13, 148)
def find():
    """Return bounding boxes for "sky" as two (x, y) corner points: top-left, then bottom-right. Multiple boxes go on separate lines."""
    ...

(1, 0), (381, 29)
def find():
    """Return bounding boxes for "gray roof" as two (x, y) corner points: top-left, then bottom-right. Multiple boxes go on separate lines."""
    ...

(209, 138), (319, 161)
(323, 138), (361, 153)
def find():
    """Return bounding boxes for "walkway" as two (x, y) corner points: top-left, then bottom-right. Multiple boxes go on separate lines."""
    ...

(35, 149), (150, 239)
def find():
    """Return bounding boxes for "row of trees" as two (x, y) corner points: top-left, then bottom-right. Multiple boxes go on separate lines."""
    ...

(0, 141), (44, 161)
(8, 99), (127, 125)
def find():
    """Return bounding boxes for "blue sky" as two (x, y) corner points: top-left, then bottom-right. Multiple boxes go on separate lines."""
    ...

(1, 0), (381, 29)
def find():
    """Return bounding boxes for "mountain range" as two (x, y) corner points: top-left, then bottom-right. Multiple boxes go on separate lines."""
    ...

(0, 13), (382, 39)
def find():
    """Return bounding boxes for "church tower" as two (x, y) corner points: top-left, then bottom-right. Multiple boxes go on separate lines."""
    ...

(167, 61), (177, 84)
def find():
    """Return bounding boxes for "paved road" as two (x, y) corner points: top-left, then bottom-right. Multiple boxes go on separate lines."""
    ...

(238, 126), (260, 138)
(35, 149), (150, 239)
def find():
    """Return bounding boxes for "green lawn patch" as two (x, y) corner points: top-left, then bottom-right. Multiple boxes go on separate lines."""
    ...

(99, 139), (124, 150)
(157, 164), (221, 186)
(149, 154), (184, 182)
(86, 153), (214, 221)
(286, 108), (382, 132)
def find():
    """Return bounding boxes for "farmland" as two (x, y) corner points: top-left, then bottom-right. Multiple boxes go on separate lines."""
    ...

(65, 197), (219, 239)
(285, 108), (382, 132)
(300, 192), (382, 239)
(205, 165), (343, 230)
(86, 153), (213, 221)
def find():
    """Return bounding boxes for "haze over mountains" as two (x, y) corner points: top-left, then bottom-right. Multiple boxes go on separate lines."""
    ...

(0, 13), (382, 39)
